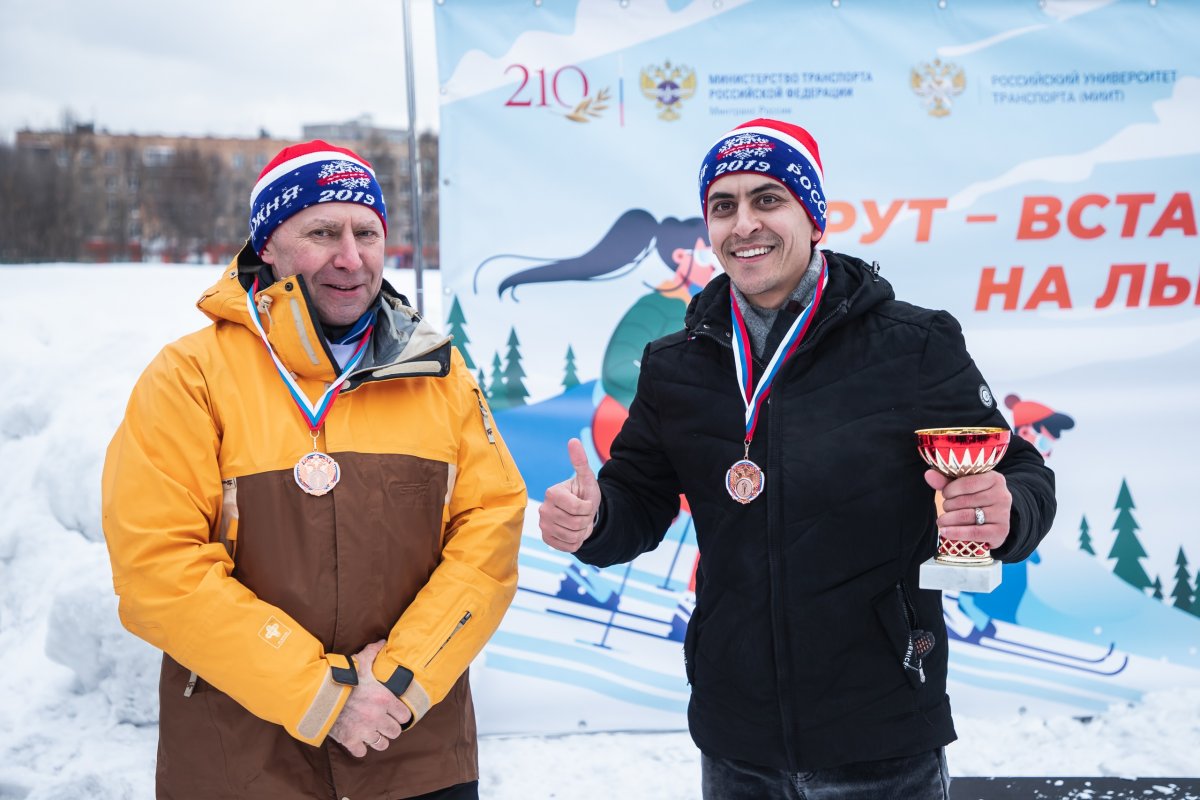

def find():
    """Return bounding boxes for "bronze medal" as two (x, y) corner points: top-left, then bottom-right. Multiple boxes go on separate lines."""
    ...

(727, 258), (828, 506)
(294, 450), (341, 496)
(725, 458), (764, 504)
(244, 278), (375, 501)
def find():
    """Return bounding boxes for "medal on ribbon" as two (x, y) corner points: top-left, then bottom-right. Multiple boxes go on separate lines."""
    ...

(244, 279), (374, 496)
(726, 256), (827, 504)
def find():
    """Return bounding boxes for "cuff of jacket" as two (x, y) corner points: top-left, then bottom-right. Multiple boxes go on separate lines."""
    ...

(574, 497), (614, 567)
(991, 484), (1039, 563)
(289, 654), (356, 746)
(374, 656), (432, 728)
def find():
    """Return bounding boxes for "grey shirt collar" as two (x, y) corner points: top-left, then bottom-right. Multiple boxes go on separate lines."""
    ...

(730, 248), (823, 359)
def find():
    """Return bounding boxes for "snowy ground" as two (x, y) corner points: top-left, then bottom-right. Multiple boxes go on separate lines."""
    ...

(0, 263), (1197, 799)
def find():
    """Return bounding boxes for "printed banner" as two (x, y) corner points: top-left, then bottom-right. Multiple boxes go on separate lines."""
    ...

(434, 0), (1200, 733)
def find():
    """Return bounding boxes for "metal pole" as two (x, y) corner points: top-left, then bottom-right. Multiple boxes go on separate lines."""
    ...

(402, 0), (425, 315)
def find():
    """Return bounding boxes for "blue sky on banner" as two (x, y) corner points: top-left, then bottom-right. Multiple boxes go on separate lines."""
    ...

(437, 0), (1198, 350)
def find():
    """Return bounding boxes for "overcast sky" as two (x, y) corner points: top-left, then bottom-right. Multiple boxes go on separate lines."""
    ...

(0, 0), (441, 144)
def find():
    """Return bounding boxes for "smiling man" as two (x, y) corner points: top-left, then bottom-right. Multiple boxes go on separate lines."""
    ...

(538, 119), (1057, 798)
(102, 141), (525, 800)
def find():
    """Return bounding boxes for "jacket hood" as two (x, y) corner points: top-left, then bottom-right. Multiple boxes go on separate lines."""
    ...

(196, 241), (451, 388)
(684, 249), (896, 343)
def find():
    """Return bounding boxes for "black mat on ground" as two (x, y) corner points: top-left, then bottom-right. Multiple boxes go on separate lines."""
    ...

(952, 777), (1200, 799)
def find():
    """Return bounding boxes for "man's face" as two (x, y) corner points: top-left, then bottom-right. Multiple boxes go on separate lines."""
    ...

(260, 203), (385, 327)
(705, 172), (821, 310)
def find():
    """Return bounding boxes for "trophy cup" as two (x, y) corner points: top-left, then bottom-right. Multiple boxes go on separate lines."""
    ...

(915, 427), (1010, 593)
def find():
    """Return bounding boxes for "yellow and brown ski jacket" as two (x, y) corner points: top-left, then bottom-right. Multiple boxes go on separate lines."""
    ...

(101, 253), (525, 799)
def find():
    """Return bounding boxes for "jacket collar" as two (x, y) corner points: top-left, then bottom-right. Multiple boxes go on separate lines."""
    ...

(685, 250), (895, 347)
(197, 242), (450, 386)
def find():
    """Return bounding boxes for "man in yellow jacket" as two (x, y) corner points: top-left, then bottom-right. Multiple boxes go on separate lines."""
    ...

(101, 140), (526, 800)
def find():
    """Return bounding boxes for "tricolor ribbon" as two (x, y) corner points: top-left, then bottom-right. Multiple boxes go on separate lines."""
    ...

(329, 309), (374, 346)
(245, 279), (374, 433)
(730, 255), (828, 444)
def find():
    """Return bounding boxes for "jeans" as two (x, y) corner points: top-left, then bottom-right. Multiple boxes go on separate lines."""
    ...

(701, 749), (950, 800)
(408, 780), (479, 800)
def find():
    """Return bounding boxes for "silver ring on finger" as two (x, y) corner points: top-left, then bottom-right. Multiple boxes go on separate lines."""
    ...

(371, 732), (384, 746)
(974, 507), (986, 526)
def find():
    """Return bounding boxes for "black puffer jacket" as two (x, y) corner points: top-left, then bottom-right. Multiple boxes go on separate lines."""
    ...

(576, 250), (1056, 772)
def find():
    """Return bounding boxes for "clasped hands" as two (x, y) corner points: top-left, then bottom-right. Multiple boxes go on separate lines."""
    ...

(327, 640), (412, 758)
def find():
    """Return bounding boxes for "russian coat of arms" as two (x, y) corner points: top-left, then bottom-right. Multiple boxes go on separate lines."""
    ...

(640, 60), (697, 121)
(910, 58), (966, 117)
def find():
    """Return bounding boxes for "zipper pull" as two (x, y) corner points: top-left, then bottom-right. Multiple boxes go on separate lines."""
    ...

(903, 629), (936, 685)
(474, 391), (496, 443)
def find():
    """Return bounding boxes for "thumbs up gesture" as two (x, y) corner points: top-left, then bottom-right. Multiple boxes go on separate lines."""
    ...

(539, 438), (602, 553)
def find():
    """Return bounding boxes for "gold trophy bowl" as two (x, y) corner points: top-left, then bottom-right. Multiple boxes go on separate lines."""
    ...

(915, 426), (1010, 591)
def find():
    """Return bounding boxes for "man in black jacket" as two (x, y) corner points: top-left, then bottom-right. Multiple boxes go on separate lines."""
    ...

(538, 118), (1056, 799)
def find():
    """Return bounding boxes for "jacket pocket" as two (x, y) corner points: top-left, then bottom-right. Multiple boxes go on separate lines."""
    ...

(423, 610), (473, 669)
(683, 605), (702, 686)
(471, 388), (513, 484)
(218, 478), (239, 559)
(872, 581), (936, 689)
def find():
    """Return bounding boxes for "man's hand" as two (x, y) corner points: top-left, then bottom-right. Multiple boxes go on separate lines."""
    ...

(924, 469), (1012, 550)
(327, 640), (412, 757)
(539, 438), (601, 553)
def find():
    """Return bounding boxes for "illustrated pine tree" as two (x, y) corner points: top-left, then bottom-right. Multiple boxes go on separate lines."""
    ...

(501, 327), (530, 408)
(562, 344), (580, 391)
(1151, 576), (1164, 601)
(1171, 547), (1194, 612)
(1078, 515), (1094, 555)
(446, 295), (476, 371)
(1193, 571), (1200, 619)
(1106, 479), (1152, 592)
(488, 352), (508, 410)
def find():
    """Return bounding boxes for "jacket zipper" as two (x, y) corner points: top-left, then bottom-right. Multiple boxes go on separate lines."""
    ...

(424, 611), (473, 669)
(473, 389), (496, 444)
(471, 388), (511, 484)
(898, 581), (929, 684)
(767, 303), (844, 768)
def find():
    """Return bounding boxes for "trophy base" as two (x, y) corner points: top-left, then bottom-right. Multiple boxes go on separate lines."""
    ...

(919, 556), (1003, 593)
(935, 553), (994, 566)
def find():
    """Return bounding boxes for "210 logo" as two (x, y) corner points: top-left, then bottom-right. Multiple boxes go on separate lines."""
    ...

(504, 64), (590, 107)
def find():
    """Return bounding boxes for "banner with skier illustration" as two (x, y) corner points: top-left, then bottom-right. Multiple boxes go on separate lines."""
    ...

(434, 0), (1200, 733)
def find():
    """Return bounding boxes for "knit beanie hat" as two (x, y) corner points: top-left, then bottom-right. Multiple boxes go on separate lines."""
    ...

(1005, 394), (1075, 437)
(248, 140), (388, 255)
(698, 118), (826, 232)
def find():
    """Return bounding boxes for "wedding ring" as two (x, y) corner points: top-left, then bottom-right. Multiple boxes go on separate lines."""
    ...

(371, 732), (384, 746)
(974, 507), (986, 526)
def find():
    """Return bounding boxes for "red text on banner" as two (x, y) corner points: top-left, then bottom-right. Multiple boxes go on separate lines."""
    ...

(976, 263), (1199, 311)
(1017, 193), (1196, 240)
(825, 199), (948, 243)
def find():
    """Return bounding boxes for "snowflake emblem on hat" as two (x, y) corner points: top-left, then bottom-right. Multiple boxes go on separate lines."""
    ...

(317, 160), (372, 189)
(717, 133), (774, 160)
